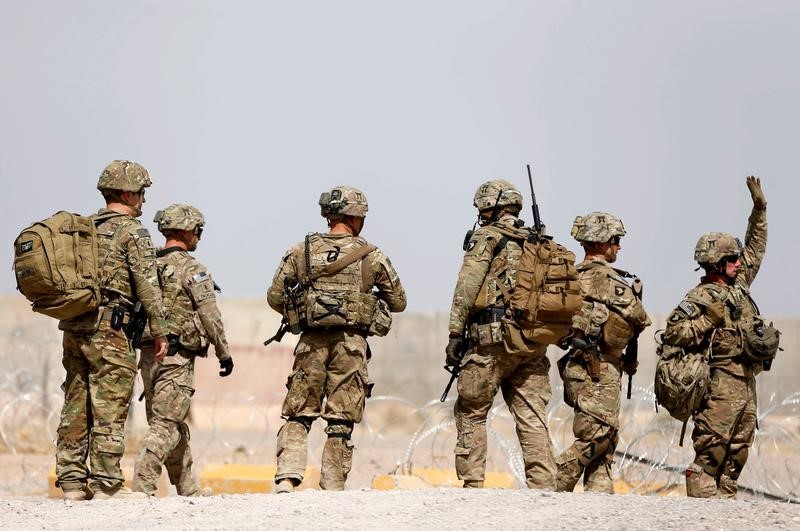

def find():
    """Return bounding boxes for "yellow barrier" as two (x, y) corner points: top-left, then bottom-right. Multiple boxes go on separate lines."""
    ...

(199, 464), (320, 494)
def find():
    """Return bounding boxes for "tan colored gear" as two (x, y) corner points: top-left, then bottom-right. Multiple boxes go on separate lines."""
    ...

(154, 204), (205, 233)
(472, 179), (523, 211)
(319, 186), (369, 218)
(96, 160), (152, 192)
(693, 232), (742, 265)
(571, 212), (626, 243)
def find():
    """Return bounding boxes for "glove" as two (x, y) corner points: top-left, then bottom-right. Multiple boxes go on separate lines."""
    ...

(622, 359), (639, 377)
(746, 176), (767, 209)
(219, 357), (234, 377)
(445, 336), (465, 367)
(706, 301), (726, 326)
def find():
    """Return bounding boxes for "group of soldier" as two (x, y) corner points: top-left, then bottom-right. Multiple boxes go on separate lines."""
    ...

(52, 159), (769, 502)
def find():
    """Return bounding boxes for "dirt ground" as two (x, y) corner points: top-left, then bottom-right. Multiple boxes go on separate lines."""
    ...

(2, 489), (799, 530)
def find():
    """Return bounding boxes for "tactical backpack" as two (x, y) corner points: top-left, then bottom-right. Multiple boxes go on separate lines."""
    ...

(653, 331), (710, 445)
(13, 211), (101, 320)
(490, 227), (583, 345)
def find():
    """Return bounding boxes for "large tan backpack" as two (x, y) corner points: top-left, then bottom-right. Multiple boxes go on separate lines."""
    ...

(491, 227), (583, 345)
(13, 211), (100, 320)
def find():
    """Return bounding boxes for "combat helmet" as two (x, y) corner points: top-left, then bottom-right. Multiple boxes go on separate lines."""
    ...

(473, 180), (523, 212)
(694, 232), (742, 265)
(319, 186), (369, 218)
(96, 160), (152, 192)
(154, 204), (205, 234)
(571, 212), (626, 243)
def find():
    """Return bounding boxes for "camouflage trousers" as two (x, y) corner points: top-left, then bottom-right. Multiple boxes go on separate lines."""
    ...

(556, 355), (621, 494)
(453, 344), (555, 489)
(686, 367), (757, 499)
(275, 329), (371, 490)
(132, 345), (200, 496)
(56, 318), (137, 492)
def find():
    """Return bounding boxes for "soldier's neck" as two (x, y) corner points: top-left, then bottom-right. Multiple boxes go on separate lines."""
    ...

(163, 238), (189, 251)
(328, 222), (358, 236)
(702, 272), (732, 286)
(105, 202), (138, 217)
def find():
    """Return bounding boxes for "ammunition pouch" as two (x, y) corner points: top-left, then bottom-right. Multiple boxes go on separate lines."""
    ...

(741, 317), (780, 364)
(367, 298), (392, 337)
(469, 307), (505, 347)
(177, 311), (210, 352)
(601, 311), (634, 357)
(709, 327), (740, 360)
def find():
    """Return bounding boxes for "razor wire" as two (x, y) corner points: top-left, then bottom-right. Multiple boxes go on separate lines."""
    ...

(1, 324), (799, 501)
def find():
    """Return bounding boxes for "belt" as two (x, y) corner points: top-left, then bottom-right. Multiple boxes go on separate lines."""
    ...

(471, 307), (506, 325)
(98, 306), (130, 326)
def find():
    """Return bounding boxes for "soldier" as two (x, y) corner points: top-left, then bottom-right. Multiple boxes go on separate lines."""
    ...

(267, 186), (406, 493)
(132, 204), (234, 497)
(446, 179), (556, 490)
(56, 161), (168, 501)
(663, 177), (770, 498)
(555, 212), (650, 493)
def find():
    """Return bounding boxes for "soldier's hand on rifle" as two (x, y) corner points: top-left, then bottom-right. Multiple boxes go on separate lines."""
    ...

(706, 301), (726, 326)
(622, 358), (639, 376)
(153, 336), (169, 363)
(746, 176), (767, 210)
(445, 334), (464, 367)
(219, 357), (234, 377)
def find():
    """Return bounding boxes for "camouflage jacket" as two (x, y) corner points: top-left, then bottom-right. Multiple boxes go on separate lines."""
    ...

(157, 247), (230, 361)
(61, 209), (166, 335)
(572, 258), (651, 356)
(663, 205), (767, 376)
(448, 214), (528, 335)
(267, 232), (407, 316)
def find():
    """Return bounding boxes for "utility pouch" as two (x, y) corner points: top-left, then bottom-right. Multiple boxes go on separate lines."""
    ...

(470, 321), (503, 347)
(110, 306), (126, 331)
(368, 298), (392, 337)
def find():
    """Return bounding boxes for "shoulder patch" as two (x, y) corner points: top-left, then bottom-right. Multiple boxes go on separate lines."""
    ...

(137, 228), (150, 238)
(607, 271), (630, 285)
(466, 240), (476, 252)
(192, 271), (209, 284)
(678, 301), (698, 317)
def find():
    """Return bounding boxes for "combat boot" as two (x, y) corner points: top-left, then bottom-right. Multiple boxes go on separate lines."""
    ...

(180, 486), (214, 497)
(715, 475), (738, 499)
(685, 464), (717, 498)
(462, 480), (484, 488)
(61, 483), (92, 501)
(274, 479), (296, 494)
(93, 485), (149, 500)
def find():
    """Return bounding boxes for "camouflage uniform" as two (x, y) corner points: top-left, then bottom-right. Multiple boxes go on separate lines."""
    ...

(448, 180), (556, 490)
(556, 212), (650, 493)
(133, 205), (231, 496)
(664, 181), (768, 499)
(267, 186), (406, 491)
(56, 161), (167, 496)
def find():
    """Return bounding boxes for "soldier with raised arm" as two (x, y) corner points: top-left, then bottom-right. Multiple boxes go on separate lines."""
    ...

(663, 177), (775, 499)
(267, 186), (406, 492)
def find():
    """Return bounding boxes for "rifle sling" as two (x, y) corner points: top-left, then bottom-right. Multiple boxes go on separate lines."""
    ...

(307, 244), (377, 281)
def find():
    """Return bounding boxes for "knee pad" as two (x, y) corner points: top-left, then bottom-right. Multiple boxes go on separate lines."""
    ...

(325, 420), (354, 439)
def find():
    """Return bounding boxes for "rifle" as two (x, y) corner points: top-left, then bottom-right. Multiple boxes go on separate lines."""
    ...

(624, 278), (644, 399)
(623, 334), (639, 399)
(124, 301), (148, 349)
(440, 328), (470, 402)
(264, 318), (290, 347)
(526, 164), (543, 241)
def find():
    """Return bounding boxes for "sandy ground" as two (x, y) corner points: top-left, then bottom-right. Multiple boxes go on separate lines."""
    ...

(2, 489), (799, 530)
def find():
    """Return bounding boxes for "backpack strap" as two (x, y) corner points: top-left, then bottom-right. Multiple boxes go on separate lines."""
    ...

(309, 243), (377, 281)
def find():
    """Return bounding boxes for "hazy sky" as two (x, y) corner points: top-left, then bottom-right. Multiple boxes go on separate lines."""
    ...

(2, 1), (799, 317)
